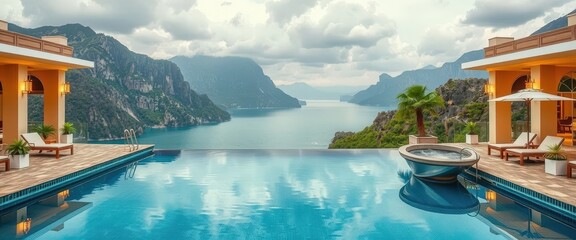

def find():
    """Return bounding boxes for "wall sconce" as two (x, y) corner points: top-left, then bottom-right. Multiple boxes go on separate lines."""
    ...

(62, 82), (71, 95)
(525, 78), (535, 89)
(485, 189), (496, 202)
(16, 217), (32, 235)
(484, 83), (495, 96)
(22, 76), (32, 94)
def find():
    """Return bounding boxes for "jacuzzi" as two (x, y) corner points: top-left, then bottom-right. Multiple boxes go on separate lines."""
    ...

(398, 144), (480, 182)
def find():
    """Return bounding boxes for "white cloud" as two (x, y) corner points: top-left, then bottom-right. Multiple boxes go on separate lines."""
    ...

(2, 0), (575, 87)
(462, 0), (568, 28)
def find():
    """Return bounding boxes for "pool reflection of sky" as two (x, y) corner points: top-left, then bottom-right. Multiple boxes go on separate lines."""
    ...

(37, 150), (506, 240)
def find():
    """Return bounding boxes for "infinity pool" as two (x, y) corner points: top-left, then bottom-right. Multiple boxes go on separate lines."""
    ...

(1, 149), (574, 239)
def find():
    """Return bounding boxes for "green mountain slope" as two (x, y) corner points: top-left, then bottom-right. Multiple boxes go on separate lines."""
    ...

(330, 78), (489, 148)
(10, 23), (230, 140)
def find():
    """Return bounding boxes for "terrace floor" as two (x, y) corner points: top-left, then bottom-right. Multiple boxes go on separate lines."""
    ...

(0, 144), (154, 199)
(451, 142), (576, 207)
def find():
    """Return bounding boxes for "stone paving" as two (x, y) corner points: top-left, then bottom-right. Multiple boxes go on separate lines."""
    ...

(0, 144), (154, 198)
(451, 142), (576, 207)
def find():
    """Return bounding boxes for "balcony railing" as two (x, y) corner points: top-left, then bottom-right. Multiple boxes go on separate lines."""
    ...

(0, 30), (73, 56)
(484, 25), (576, 58)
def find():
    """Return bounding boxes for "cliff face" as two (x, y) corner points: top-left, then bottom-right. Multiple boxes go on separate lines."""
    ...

(170, 55), (301, 109)
(330, 78), (488, 148)
(10, 23), (230, 140)
(349, 50), (488, 106)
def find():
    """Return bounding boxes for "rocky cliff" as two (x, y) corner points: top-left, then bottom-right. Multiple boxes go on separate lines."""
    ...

(170, 55), (301, 109)
(11, 23), (230, 140)
(330, 78), (488, 148)
(349, 50), (488, 106)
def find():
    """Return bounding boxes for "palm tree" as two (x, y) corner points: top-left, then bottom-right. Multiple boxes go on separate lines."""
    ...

(396, 85), (445, 137)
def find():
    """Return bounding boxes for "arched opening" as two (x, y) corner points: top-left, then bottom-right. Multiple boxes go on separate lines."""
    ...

(510, 74), (530, 136)
(0, 81), (3, 143)
(557, 71), (576, 143)
(28, 74), (45, 131)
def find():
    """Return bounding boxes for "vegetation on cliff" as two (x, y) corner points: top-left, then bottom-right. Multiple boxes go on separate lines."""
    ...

(329, 78), (489, 148)
(11, 23), (230, 140)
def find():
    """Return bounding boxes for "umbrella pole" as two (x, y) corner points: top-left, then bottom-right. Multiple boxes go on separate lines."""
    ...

(526, 100), (531, 147)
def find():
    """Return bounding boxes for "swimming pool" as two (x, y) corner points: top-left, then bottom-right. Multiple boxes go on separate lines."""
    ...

(1, 149), (574, 239)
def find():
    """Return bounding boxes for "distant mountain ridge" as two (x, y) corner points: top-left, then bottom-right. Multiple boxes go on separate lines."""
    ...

(349, 50), (488, 106)
(349, 9), (575, 107)
(277, 82), (366, 100)
(9, 23), (230, 140)
(170, 55), (300, 109)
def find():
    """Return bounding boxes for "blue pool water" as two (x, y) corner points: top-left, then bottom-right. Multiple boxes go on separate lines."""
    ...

(2, 150), (575, 239)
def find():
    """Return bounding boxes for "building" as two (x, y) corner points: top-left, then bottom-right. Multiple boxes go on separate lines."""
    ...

(0, 20), (93, 144)
(463, 13), (576, 144)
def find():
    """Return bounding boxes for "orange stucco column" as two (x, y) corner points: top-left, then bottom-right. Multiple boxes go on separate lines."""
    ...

(34, 70), (66, 143)
(531, 65), (557, 141)
(489, 71), (526, 143)
(0, 65), (28, 144)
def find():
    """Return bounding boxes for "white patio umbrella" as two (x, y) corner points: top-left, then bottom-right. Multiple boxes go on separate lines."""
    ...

(489, 88), (576, 145)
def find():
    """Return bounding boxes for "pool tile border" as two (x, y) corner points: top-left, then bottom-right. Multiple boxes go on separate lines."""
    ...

(0, 147), (154, 211)
(463, 168), (576, 226)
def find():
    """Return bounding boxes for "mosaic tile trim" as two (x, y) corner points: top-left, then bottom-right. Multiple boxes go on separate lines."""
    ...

(0, 148), (153, 210)
(463, 168), (576, 225)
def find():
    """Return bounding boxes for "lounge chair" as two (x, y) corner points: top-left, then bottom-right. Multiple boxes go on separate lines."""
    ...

(504, 136), (565, 165)
(21, 133), (73, 159)
(487, 132), (537, 158)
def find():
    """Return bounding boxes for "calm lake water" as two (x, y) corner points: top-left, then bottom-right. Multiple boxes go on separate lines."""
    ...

(111, 101), (389, 149)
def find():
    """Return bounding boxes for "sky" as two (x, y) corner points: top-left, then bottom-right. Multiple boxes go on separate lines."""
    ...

(1, 0), (575, 87)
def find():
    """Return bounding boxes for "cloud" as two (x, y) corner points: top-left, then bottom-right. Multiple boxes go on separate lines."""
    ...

(265, 0), (318, 25)
(287, 2), (396, 49)
(462, 0), (567, 28)
(20, 0), (160, 33)
(161, 9), (212, 40)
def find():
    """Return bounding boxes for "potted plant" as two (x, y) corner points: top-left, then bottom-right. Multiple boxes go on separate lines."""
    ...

(464, 121), (479, 145)
(397, 85), (445, 144)
(31, 123), (55, 140)
(6, 139), (31, 169)
(60, 122), (76, 144)
(544, 143), (567, 176)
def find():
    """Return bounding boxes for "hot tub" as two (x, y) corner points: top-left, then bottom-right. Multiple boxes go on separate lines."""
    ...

(398, 144), (480, 182)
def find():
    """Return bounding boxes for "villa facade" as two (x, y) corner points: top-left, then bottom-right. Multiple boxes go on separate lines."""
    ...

(0, 20), (93, 144)
(463, 13), (576, 144)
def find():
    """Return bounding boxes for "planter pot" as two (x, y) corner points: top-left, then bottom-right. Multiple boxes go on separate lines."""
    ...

(409, 135), (438, 144)
(9, 154), (29, 169)
(466, 134), (479, 145)
(545, 159), (567, 176)
(61, 134), (73, 144)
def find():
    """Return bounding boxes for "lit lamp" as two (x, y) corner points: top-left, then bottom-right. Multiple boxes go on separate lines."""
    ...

(485, 189), (496, 202)
(525, 78), (538, 90)
(22, 77), (32, 94)
(58, 189), (70, 199)
(62, 82), (71, 95)
(484, 83), (494, 96)
(16, 217), (32, 235)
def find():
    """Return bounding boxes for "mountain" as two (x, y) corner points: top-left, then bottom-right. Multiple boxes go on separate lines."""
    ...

(349, 50), (488, 106)
(349, 9), (576, 107)
(531, 8), (576, 35)
(9, 23), (230, 140)
(170, 55), (300, 109)
(277, 82), (365, 100)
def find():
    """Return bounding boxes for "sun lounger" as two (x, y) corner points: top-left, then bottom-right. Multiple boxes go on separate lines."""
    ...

(487, 132), (537, 158)
(21, 133), (73, 159)
(504, 136), (565, 165)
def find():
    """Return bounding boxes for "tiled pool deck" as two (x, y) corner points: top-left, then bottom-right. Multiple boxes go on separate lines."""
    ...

(0, 142), (575, 217)
(0, 144), (154, 209)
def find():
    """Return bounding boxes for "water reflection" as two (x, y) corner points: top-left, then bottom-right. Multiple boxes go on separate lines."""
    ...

(399, 175), (480, 215)
(0, 190), (92, 239)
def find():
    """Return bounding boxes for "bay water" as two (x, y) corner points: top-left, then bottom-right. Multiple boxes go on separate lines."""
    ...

(114, 100), (390, 149)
